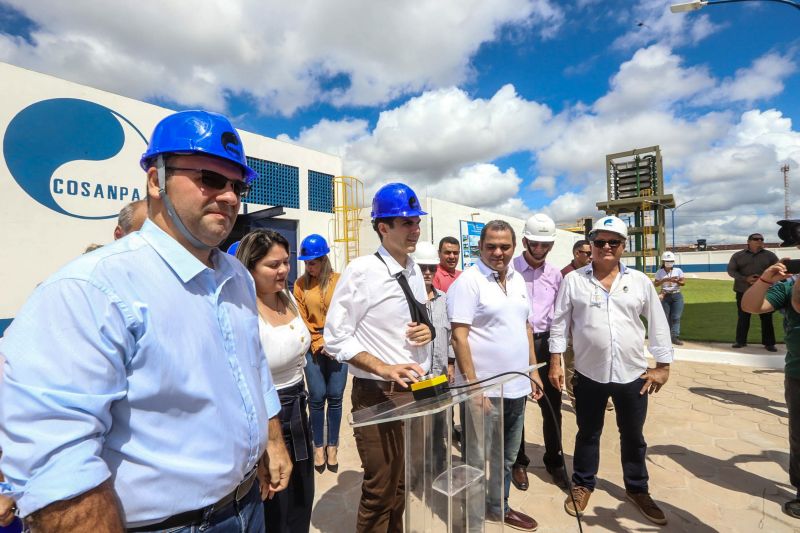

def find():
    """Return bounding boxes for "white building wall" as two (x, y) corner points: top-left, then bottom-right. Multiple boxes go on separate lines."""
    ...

(0, 62), (341, 326)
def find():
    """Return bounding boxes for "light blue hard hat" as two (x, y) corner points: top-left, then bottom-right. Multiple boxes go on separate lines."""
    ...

(298, 234), (330, 261)
(139, 110), (258, 183)
(371, 183), (427, 219)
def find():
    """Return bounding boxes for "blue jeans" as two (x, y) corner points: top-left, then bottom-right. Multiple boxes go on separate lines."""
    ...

(304, 351), (348, 447)
(572, 373), (649, 493)
(463, 396), (526, 516)
(139, 480), (264, 532)
(661, 292), (684, 338)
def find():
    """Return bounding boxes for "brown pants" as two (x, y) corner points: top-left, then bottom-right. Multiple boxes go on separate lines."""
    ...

(351, 379), (409, 533)
(564, 344), (576, 400)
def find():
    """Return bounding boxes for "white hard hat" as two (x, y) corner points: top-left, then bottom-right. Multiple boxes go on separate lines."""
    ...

(661, 251), (676, 262)
(589, 216), (628, 239)
(523, 213), (556, 242)
(412, 241), (440, 265)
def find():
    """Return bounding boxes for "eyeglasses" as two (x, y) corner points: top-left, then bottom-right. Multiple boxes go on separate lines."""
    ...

(419, 264), (438, 273)
(592, 239), (623, 249)
(749, 237), (764, 241)
(575, 250), (592, 256)
(167, 167), (250, 198)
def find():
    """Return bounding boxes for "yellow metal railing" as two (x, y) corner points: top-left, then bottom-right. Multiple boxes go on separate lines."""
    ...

(333, 176), (365, 265)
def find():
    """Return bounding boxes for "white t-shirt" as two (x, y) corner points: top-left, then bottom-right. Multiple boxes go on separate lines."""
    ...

(258, 300), (311, 390)
(447, 260), (532, 398)
(655, 267), (684, 294)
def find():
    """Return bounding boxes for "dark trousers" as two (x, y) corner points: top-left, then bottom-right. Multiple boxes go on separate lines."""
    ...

(572, 372), (649, 493)
(515, 332), (563, 471)
(787, 376), (800, 494)
(263, 381), (314, 533)
(351, 379), (408, 533)
(736, 291), (776, 346)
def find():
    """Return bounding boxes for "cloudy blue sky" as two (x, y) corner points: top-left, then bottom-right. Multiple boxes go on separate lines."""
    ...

(1, 0), (798, 244)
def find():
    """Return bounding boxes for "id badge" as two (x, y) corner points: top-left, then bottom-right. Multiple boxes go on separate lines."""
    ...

(590, 291), (603, 308)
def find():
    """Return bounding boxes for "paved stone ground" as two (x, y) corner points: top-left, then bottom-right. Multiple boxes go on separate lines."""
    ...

(310, 361), (798, 532)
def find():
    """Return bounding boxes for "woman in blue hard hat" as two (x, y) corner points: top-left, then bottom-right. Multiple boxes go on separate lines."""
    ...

(236, 230), (314, 532)
(293, 234), (345, 474)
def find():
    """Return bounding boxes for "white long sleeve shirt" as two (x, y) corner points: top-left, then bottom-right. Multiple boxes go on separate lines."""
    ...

(549, 263), (673, 384)
(323, 245), (430, 380)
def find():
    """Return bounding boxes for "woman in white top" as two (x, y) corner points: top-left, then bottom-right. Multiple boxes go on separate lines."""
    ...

(237, 229), (313, 533)
(654, 251), (686, 346)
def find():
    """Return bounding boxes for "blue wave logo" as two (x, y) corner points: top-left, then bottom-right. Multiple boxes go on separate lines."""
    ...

(3, 98), (148, 219)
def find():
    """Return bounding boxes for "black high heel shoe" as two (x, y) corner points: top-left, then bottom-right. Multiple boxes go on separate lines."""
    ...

(326, 446), (339, 473)
(314, 447), (326, 474)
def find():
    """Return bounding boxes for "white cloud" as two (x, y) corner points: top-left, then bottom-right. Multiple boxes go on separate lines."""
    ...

(711, 53), (797, 104)
(530, 175), (556, 196)
(276, 118), (369, 158)
(611, 0), (722, 50)
(0, 0), (563, 115)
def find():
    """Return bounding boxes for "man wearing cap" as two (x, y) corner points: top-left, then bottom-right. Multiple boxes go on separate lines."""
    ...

(433, 236), (462, 292)
(549, 216), (673, 525)
(510, 213), (568, 492)
(0, 110), (289, 532)
(727, 233), (779, 351)
(324, 182), (433, 533)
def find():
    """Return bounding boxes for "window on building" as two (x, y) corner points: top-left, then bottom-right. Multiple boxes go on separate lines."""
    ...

(245, 156), (300, 208)
(308, 170), (334, 213)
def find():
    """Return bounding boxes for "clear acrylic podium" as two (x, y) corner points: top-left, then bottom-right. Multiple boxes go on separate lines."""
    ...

(350, 365), (540, 532)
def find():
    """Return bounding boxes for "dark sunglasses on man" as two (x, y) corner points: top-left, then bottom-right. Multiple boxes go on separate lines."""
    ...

(419, 264), (438, 273)
(592, 239), (623, 249)
(167, 167), (251, 198)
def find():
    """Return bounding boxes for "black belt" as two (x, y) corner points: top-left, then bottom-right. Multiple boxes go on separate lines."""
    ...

(127, 468), (258, 532)
(533, 331), (550, 340)
(353, 376), (412, 394)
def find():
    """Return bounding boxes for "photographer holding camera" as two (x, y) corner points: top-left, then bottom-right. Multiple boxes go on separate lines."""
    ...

(727, 233), (778, 351)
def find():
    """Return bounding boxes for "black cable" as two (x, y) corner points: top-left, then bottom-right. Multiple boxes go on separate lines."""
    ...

(447, 370), (584, 533)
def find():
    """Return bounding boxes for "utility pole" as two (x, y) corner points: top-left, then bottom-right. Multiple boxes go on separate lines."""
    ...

(783, 163), (791, 219)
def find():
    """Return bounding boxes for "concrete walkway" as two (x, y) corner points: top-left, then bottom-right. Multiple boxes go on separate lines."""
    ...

(310, 359), (797, 532)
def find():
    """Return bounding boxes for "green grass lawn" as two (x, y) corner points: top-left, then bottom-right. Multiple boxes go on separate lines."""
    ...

(679, 278), (785, 344)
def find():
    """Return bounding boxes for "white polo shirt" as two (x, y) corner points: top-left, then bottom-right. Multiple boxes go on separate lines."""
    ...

(447, 259), (532, 398)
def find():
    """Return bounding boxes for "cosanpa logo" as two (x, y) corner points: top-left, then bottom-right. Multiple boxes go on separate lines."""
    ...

(3, 98), (149, 220)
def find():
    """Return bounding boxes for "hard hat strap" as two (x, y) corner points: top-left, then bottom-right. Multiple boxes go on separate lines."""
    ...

(156, 155), (213, 251)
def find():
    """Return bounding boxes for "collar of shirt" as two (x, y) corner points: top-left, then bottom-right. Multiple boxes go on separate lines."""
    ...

(475, 257), (516, 281)
(377, 244), (416, 278)
(138, 219), (223, 283)
(514, 255), (543, 274)
(436, 266), (458, 278)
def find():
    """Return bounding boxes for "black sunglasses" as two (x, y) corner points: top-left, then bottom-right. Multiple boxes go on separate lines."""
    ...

(592, 239), (623, 249)
(575, 250), (592, 256)
(167, 167), (250, 198)
(419, 264), (438, 273)
(749, 237), (764, 241)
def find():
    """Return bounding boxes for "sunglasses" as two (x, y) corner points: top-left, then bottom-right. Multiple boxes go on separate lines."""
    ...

(527, 241), (552, 249)
(419, 264), (438, 273)
(575, 250), (592, 256)
(592, 239), (623, 249)
(749, 237), (764, 241)
(167, 167), (251, 198)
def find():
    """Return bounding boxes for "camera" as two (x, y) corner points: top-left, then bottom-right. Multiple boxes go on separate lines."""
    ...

(778, 219), (800, 247)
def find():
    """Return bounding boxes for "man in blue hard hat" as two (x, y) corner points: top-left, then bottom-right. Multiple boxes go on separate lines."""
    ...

(325, 182), (433, 533)
(0, 110), (290, 532)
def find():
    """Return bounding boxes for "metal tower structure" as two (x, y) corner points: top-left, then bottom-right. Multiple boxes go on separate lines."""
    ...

(333, 176), (365, 265)
(596, 146), (675, 272)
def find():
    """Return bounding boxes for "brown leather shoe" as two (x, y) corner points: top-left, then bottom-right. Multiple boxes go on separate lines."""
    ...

(511, 464), (529, 491)
(564, 485), (592, 517)
(504, 508), (538, 531)
(627, 491), (667, 525)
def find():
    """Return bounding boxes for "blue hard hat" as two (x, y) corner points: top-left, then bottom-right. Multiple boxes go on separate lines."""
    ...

(226, 240), (240, 256)
(298, 234), (330, 261)
(140, 110), (259, 183)
(371, 183), (427, 219)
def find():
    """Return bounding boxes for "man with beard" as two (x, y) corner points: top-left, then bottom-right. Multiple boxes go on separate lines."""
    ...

(510, 214), (568, 492)
(0, 110), (290, 532)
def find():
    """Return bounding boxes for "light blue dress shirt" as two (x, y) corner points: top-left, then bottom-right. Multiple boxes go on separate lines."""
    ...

(0, 220), (281, 527)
